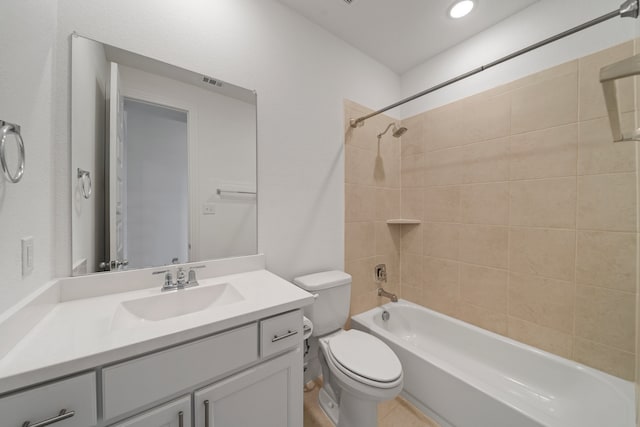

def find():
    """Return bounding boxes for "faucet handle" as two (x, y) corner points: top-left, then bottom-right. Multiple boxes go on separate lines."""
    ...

(187, 265), (206, 287)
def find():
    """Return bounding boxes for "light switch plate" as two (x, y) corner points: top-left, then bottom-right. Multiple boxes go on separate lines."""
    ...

(21, 236), (34, 276)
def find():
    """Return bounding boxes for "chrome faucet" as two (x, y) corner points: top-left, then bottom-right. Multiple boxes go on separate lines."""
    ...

(153, 265), (205, 291)
(378, 287), (398, 303)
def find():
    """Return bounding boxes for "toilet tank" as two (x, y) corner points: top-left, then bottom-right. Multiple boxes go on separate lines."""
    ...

(293, 271), (351, 336)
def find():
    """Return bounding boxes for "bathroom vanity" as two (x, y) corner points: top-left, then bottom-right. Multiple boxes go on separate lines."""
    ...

(0, 255), (313, 427)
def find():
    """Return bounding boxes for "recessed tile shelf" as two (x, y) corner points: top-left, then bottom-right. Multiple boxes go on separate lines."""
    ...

(386, 219), (422, 225)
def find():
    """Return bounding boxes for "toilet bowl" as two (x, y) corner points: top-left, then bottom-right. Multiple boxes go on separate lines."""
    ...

(293, 271), (403, 427)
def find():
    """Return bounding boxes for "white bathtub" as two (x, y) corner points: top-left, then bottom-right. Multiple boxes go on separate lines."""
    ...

(351, 300), (635, 427)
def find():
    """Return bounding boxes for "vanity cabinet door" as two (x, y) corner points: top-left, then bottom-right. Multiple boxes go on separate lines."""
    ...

(109, 395), (190, 427)
(194, 348), (303, 427)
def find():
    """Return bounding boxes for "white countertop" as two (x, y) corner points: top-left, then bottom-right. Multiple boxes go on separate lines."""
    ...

(0, 260), (313, 394)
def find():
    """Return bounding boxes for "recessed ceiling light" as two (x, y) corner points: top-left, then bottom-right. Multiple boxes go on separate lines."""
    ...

(449, 0), (475, 19)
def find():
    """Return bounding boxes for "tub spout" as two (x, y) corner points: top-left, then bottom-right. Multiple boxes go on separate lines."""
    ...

(378, 287), (398, 302)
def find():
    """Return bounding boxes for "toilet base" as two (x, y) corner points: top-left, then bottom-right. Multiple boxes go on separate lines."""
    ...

(319, 386), (379, 427)
(319, 387), (339, 425)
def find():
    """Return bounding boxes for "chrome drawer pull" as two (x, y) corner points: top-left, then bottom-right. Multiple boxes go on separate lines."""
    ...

(178, 410), (184, 427)
(22, 409), (75, 427)
(272, 329), (298, 342)
(204, 400), (210, 427)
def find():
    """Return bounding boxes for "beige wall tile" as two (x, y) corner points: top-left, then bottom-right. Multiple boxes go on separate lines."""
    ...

(401, 188), (424, 220)
(509, 177), (576, 228)
(578, 115), (636, 175)
(503, 61), (578, 94)
(573, 338), (635, 381)
(575, 285), (635, 352)
(576, 231), (637, 292)
(459, 224), (509, 269)
(579, 41), (635, 121)
(460, 182), (509, 225)
(577, 173), (637, 232)
(424, 186), (460, 222)
(424, 146), (465, 186)
(375, 188), (401, 221)
(422, 257), (460, 317)
(376, 139), (401, 188)
(401, 225), (423, 256)
(401, 153), (424, 188)
(511, 71), (578, 135)
(402, 252), (423, 287)
(400, 114), (425, 157)
(346, 184), (376, 223)
(350, 291), (380, 317)
(375, 222), (401, 257)
(401, 283), (423, 305)
(460, 264), (508, 313)
(424, 94), (510, 152)
(459, 138), (510, 184)
(458, 303), (507, 335)
(509, 124), (578, 180)
(508, 317), (573, 359)
(346, 145), (376, 186)
(509, 272), (575, 333)
(509, 228), (575, 281)
(346, 257), (378, 297)
(423, 222), (460, 260)
(345, 221), (375, 261)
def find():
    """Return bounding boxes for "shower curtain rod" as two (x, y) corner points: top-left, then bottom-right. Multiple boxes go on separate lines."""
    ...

(349, 0), (640, 128)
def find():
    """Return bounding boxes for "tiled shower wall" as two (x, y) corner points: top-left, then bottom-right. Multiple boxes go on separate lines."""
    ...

(345, 40), (639, 381)
(344, 100), (402, 318)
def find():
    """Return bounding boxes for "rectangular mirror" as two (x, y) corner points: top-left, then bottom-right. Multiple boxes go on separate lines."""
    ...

(71, 34), (257, 276)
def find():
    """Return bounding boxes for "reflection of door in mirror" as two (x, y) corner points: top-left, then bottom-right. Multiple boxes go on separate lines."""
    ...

(71, 35), (257, 276)
(122, 99), (189, 269)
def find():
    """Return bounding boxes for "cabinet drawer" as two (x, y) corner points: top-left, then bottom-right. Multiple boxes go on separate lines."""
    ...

(110, 395), (190, 427)
(103, 323), (258, 420)
(260, 310), (302, 358)
(0, 373), (97, 427)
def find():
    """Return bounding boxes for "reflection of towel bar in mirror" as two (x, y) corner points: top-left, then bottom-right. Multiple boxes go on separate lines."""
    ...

(216, 188), (256, 196)
(0, 120), (25, 183)
(600, 52), (640, 142)
(77, 168), (92, 199)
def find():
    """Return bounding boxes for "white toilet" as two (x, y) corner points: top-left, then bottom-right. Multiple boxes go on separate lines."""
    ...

(294, 271), (403, 427)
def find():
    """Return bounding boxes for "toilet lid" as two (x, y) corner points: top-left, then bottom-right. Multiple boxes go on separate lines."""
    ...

(328, 330), (402, 383)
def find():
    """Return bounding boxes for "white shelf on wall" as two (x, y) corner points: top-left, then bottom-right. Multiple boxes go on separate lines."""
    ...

(386, 219), (421, 225)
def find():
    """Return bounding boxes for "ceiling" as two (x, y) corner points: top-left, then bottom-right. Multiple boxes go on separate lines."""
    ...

(275, 0), (540, 74)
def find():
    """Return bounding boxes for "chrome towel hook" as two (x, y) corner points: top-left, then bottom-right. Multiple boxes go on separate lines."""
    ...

(77, 168), (92, 199)
(0, 120), (25, 183)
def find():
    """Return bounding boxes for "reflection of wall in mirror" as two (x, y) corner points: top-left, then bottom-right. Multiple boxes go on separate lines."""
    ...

(71, 36), (108, 274)
(119, 65), (256, 263)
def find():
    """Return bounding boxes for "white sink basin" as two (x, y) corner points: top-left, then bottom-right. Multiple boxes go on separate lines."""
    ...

(111, 284), (244, 329)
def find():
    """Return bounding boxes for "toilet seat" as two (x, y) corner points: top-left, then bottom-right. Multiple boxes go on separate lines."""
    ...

(326, 330), (402, 389)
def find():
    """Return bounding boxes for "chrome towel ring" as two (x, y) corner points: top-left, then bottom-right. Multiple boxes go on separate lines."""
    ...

(77, 168), (92, 199)
(0, 121), (25, 183)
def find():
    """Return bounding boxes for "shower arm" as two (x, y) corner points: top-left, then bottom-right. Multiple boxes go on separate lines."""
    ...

(377, 123), (397, 139)
(349, 0), (639, 129)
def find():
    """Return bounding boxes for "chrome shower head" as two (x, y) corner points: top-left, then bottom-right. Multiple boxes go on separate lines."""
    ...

(377, 122), (408, 139)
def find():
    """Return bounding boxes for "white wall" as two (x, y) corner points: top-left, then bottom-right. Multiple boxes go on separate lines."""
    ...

(0, 1), (56, 313)
(400, 0), (638, 117)
(71, 36), (108, 274)
(54, 0), (400, 284)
